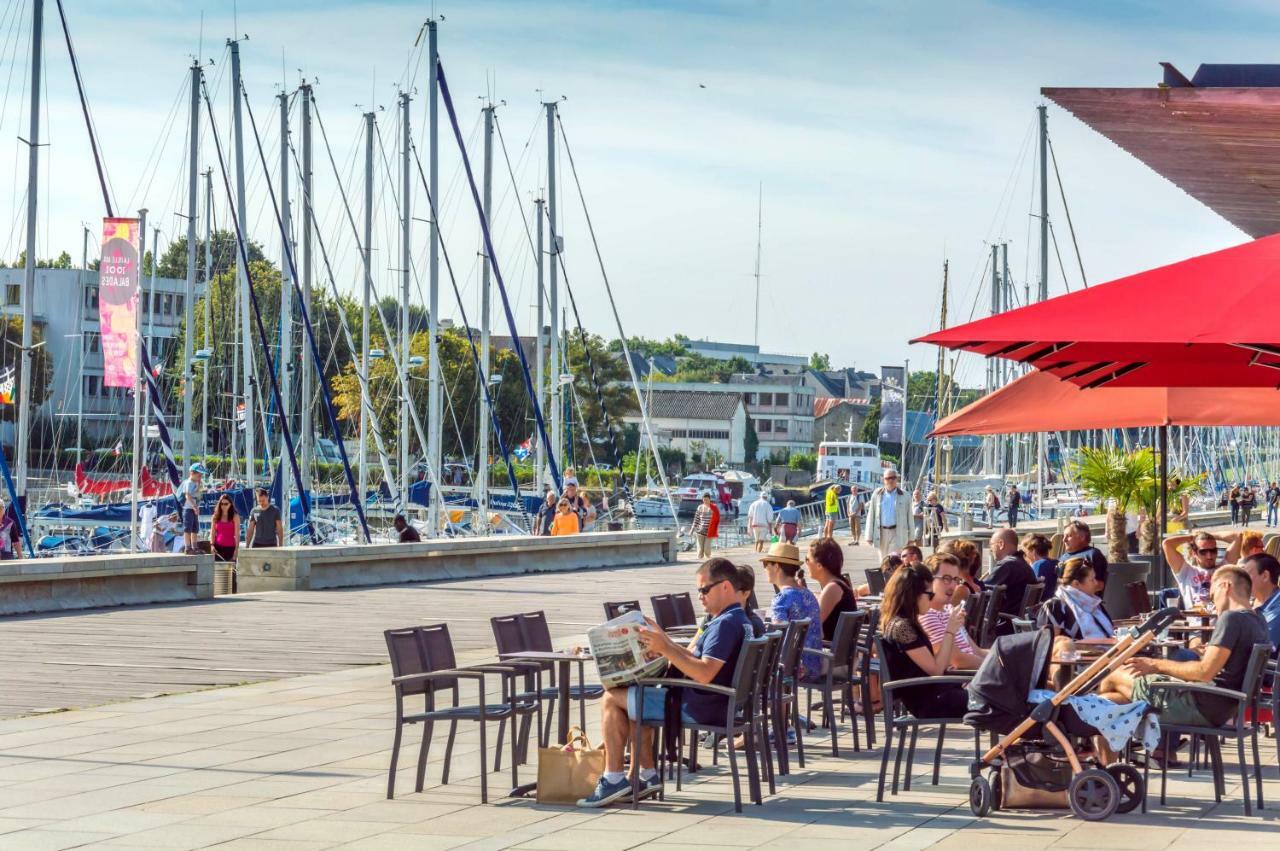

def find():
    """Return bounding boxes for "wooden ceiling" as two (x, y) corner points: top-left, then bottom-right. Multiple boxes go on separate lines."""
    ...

(1043, 86), (1280, 238)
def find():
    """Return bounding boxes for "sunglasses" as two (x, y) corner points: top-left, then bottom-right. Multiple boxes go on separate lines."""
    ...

(1196, 547), (1218, 557)
(697, 579), (726, 597)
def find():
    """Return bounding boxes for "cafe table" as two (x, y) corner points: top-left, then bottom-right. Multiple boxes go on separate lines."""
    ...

(497, 649), (593, 798)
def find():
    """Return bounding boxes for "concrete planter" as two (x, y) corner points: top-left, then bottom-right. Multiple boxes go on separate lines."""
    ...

(1103, 556), (1151, 620)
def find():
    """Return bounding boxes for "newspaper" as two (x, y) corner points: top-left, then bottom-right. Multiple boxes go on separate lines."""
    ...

(587, 610), (669, 689)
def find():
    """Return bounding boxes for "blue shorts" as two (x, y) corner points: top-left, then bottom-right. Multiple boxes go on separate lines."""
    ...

(182, 508), (199, 534)
(626, 685), (696, 725)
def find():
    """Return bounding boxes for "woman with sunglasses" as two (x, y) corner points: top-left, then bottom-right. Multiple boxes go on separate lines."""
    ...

(210, 496), (239, 564)
(878, 562), (969, 718)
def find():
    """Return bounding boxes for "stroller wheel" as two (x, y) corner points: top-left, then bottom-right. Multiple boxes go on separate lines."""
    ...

(1067, 768), (1120, 821)
(1105, 763), (1144, 814)
(969, 775), (994, 817)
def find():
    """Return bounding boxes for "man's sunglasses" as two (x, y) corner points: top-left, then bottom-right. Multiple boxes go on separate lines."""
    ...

(1196, 547), (1218, 557)
(698, 579), (726, 596)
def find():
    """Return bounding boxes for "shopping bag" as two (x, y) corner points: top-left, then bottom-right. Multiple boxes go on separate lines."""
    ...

(536, 726), (606, 805)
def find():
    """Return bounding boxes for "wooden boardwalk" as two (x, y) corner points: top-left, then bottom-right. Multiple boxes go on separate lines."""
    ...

(0, 542), (880, 718)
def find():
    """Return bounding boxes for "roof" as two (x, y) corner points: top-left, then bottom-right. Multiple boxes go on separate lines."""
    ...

(642, 390), (743, 421)
(1044, 63), (1280, 238)
(813, 397), (869, 418)
(624, 351), (677, 377)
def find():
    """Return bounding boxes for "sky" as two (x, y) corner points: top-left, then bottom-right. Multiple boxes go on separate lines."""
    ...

(0, 0), (1273, 387)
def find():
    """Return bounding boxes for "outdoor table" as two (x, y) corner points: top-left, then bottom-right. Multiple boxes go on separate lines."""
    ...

(860, 595), (882, 606)
(498, 649), (592, 799)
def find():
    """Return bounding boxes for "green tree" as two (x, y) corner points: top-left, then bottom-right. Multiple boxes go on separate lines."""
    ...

(743, 416), (758, 466)
(1070, 446), (1154, 563)
(789, 452), (816, 473)
(809, 352), (831, 371)
(860, 396), (881, 443)
(0, 317), (53, 421)
(155, 230), (268, 280)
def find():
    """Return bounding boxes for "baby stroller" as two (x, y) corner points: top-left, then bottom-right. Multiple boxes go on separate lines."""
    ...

(963, 607), (1179, 821)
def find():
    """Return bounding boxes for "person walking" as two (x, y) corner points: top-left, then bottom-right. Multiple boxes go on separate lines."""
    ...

(776, 499), (801, 544)
(535, 491), (558, 536)
(1240, 485), (1256, 527)
(983, 485), (1000, 527)
(746, 491), (773, 553)
(246, 487), (284, 548)
(862, 468), (911, 559)
(1267, 482), (1280, 528)
(822, 484), (840, 539)
(176, 463), (208, 554)
(209, 495), (239, 563)
(847, 487), (865, 544)
(1007, 483), (1022, 528)
(550, 498), (581, 536)
(691, 492), (719, 558)
(0, 502), (16, 560)
(1229, 483), (1242, 525)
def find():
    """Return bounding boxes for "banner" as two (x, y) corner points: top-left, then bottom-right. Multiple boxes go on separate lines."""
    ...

(99, 218), (141, 388)
(878, 378), (905, 444)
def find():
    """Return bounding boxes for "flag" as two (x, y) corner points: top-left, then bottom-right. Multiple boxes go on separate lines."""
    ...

(512, 437), (532, 461)
(112, 440), (123, 457)
(0, 368), (13, 405)
(236, 403), (246, 432)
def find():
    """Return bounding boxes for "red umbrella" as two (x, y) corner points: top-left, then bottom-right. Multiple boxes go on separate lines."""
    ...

(929, 370), (1280, 437)
(913, 232), (1280, 388)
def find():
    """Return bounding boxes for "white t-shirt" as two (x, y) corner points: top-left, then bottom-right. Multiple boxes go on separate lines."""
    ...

(1174, 548), (1211, 609)
(747, 498), (773, 528)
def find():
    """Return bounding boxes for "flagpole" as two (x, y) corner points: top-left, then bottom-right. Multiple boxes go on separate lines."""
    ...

(130, 212), (147, 552)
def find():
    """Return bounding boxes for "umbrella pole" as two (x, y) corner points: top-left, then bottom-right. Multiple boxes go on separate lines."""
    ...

(1157, 424), (1169, 589)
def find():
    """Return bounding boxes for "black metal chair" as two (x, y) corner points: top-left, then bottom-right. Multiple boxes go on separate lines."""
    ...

(651, 593), (698, 630)
(976, 585), (1007, 648)
(1143, 642), (1272, 816)
(490, 611), (602, 747)
(874, 634), (978, 802)
(998, 582), (1044, 630)
(604, 600), (642, 620)
(865, 567), (886, 596)
(635, 636), (770, 812)
(384, 624), (536, 803)
(772, 618), (813, 775)
(853, 606), (880, 749)
(1127, 581), (1152, 616)
(963, 586), (989, 637)
(798, 610), (867, 756)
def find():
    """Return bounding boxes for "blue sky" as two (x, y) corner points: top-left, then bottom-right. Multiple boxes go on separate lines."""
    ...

(1, 0), (1271, 382)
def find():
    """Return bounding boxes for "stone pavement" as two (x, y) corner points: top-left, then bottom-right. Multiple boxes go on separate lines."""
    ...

(0, 537), (1275, 848)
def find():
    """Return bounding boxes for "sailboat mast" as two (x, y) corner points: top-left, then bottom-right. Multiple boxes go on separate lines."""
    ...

(202, 169), (212, 458)
(77, 226), (87, 464)
(278, 90), (292, 514)
(545, 102), (561, 472)
(476, 104), (494, 527)
(426, 19), (442, 535)
(16, 0), (41, 514)
(534, 196), (545, 492)
(753, 183), (762, 348)
(1037, 104), (1049, 509)
(230, 39), (255, 488)
(399, 91), (411, 503)
(299, 84), (313, 495)
(933, 259), (947, 493)
(360, 111), (374, 507)
(130, 210), (148, 551)
(183, 61), (200, 472)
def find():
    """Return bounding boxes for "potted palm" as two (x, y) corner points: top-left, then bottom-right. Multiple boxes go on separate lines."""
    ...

(1070, 446), (1151, 563)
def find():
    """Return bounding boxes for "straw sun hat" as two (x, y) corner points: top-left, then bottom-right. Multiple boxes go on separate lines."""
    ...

(762, 541), (801, 567)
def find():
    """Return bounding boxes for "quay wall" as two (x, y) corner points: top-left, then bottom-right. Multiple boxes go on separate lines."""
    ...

(0, 553), (214, 616)
(234, 529), (678, 592)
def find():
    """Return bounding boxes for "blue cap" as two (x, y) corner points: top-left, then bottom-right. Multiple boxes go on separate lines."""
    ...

(190, 463), (209, 475)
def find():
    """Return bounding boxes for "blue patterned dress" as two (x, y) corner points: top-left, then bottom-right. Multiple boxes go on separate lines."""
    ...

(771, 585), (824, 681)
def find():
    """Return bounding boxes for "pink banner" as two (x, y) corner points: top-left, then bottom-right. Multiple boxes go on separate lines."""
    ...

(99, 218), (140, 389)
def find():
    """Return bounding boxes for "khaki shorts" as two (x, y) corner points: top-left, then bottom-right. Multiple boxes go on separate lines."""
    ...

(1130, 674), (1211, 727)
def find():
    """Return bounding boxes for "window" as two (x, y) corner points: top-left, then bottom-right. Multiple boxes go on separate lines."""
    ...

(757, 392), (772, 406)
(757, 420), (772, 433)
(744, 392), (756, 405)
(686, 429), (729, 440)
(87, 332), (100, 353)
(175, 295), (184, 314)
(163, 293), (173, 315)
(153, 292), (162, 314)
(5, 285), (18, 306)
(777, 393), (789, 408)
(671, 429), (688, 438)
(85, 375), (100, 397)
(774, 420), (789, 434)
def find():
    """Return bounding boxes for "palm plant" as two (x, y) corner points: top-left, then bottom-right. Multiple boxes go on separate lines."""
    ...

(1135, 470), (1206, 555)
(1069, 447), (1154, 563)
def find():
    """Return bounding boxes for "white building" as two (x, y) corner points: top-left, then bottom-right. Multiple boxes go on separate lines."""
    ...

(623, 390), (747, 465)
(648, 378), (815, 458)
(0, 267), (197, 447)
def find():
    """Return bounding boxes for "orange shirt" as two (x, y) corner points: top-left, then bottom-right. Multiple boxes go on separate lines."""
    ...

(550, 512), (580, 536)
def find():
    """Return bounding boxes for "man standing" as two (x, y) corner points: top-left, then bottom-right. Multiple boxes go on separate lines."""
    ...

(1267, 482), (1280, 528)
(1099, 566), (1269, 729)
(983, 486), (1000, 527)
(847, 487), (864, 544)
(1059, 520), (1109, 586)
(1007, 484), (1022, 528)
(393, 514), (422, 543)
(776, 499), (801, 544)
(862, 469), (911, 559)
(564, 481), (596, 531)
(578, 558), (749, 807)
(987, 528), (1036, 637)
(1242, 553), (1280, 651)
(691, 492), (719, 559)
(822, 484), (840, 539)
(746, 491), (773, 553)
(175, 463), (207, 554)
(245, 487), (284, 548)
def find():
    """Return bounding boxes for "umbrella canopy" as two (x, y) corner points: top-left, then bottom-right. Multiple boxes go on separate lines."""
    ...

(913, 232), (1280, 388)
(929, 370), (1280, 438)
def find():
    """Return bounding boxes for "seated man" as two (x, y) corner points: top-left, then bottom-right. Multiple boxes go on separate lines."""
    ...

(1163, 530), (1243, 609)
(1242, 552), (1280, 652)
(579, 558), (751, 807)
(1098, 566), (1269, 729)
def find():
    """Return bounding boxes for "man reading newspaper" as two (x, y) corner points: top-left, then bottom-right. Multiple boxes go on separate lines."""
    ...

(578, 558), (751, 807)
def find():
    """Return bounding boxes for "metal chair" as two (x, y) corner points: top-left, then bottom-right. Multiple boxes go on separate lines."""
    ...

(651, 593), (698, 630)
(798, 610), (868, 757)
(874, 634), (978, 802)
(490, 611), (602, 747)
(977, 585), (1007, 649)
(963, 586), (989, 637)
(865, 567), (886, 595)
(1143, 643), (1272, 816)
(603, 600), (642, 620)
(773, 618), (813, 775)
(384, 624), (536, 803)
(1127, 581), (1152, 616)
(998, 582), (1044, 631)
(853, 606), (881, 749)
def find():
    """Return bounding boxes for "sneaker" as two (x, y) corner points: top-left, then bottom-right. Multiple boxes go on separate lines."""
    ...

(637, 773), (662, 800)
(577, 775), (633, 808)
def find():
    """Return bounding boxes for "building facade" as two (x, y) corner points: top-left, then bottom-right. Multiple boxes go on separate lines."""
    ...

(622, 389), (747, 465)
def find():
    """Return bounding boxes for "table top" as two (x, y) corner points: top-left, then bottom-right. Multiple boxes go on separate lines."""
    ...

(498, 650), (592, 662)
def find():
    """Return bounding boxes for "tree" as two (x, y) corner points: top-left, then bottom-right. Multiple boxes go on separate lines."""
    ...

(809, 352), (831, 371)
(908, 369), (982, 414)
(0, 317), (53, 422)
(860, 396), (881, 443)
(789, 452), (816, 473)
(743, 416), (758, 465)
(1070, 446), (1153, 563)
(155, 230), (267, 280)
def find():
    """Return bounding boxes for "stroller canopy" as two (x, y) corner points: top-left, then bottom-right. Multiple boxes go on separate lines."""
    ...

(965, 628), (1053, 733)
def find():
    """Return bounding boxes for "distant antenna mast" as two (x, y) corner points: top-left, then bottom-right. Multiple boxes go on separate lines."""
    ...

(753, 182), (763, 347)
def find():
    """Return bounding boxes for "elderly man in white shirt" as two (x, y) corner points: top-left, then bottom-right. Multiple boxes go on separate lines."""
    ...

(862, 469), (912, 558)
(746, 493), (774, 553)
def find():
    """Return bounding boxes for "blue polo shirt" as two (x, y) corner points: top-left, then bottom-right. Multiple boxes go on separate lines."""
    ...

(682, 603), (751, 724)
(1256, 588), (1280, 651)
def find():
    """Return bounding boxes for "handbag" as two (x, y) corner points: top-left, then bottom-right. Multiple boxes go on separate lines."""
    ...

(536, 726), (606, 805)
